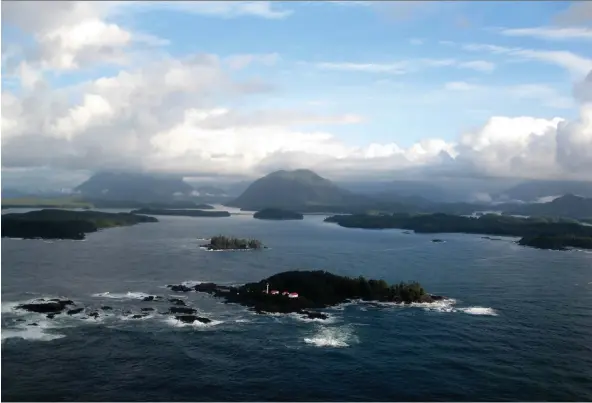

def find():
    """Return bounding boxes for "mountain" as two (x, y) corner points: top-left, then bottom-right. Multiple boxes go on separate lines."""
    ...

(498, 180), (592, 202)
(506, 194), (592, 220)
(75, 172), (194, 202)
(227, 169), (369, 210)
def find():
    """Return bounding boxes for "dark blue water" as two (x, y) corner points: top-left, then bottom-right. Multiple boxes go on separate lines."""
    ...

(2, 211), (592, 401)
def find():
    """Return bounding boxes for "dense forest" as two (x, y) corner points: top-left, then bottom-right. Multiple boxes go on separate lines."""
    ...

(2, 209), (158, 240)
(253, 208), (304, 220)
(201, 235), (264, 250)
(325, 213), (592, 250)
(518, 235), (592, 250)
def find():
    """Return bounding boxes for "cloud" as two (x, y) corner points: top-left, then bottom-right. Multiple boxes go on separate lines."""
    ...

(315, 58), (495, 75)
(1, 1), (168, 75)
(554, 3), (592, 27)
(500, 26), (592, 41)
(443, 81), (574, 109)
(2, 1), (591, 186)
(461, 43), (592, 77)
(225, 53), (281, 70)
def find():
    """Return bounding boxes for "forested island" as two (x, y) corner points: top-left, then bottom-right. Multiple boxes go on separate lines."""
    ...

(253, 208), (304, 220)
(1, 209), (158, 240)
(130, 208), (231, 217)
(518, 235), (592, 250)
(187, 270), (442, 315)
(325, 213), (592, 250)
(200, 235), (265, 251)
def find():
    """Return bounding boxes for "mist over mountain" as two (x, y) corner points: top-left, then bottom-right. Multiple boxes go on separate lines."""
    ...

(497, 180), (592, 203)
(75, 172), (194, 202)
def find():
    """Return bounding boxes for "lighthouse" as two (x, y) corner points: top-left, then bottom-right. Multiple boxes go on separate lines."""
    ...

(266, 282), (269, 294)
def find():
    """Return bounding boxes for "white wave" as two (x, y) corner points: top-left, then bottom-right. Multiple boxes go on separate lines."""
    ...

(303, 325), (358, 348)
(180, 280), (204, 287)
(288, 312), (337, 324)
(164, 316), (223, 328)
(91, 291), (151, 300)
(1, 320), (65, 343)
(1, 301), (22, 313)
(457, 307), (498, 316)
(235, 319), (251, 323)
(119, 314), (155, 321)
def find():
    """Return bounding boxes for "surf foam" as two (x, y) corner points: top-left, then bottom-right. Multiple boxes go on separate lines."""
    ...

(1, 320), (65, 343)
(303, 325), (358, 348)
(91, 291), (151, 300)
(457, 307), (498, 316)
(164, 317), (224, 329)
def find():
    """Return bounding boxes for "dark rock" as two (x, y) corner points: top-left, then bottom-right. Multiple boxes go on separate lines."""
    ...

(141, 307), (154, 312)
(17, 299), (74, 314)
(432, 239), (444, 243)
(101, 306), (113, 311)
(168, 298), (186, 306)
(131, 314), (148, 319)
(168, 285), (193, 292)
(46, 313), (59, 319)
(300, 310), (328, 320)
(67, 308), (84, 315)
(174, 315), (211, 324)
(194, 283), (217, 293)
(88, 311), (100, 319)
(429, 295), (445, 301)
(142, 296), (155, 301)
(16, 318), (26, 322)
(28, 323), (39, 326)
(169, 306), (197, 314)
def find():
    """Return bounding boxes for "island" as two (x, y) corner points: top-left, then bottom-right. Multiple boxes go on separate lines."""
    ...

(1, 209), (158, 240)
(200, 235), (265, 251)
(324, 213), (592, 250)
(253, 208), (304, 220)
(185, 270), (443, 316)
(518, 235), (592, 251)
(194, 204), (215, 210)
(130, 208), (231, 218)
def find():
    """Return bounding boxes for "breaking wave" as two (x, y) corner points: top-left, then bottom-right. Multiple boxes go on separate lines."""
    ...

(91, 291), (151, 300)
(164, 317), (224, 329)
(303, 325), (358, 348)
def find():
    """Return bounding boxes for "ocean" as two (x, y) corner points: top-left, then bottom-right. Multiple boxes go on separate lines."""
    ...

(2, 210), (592, 401)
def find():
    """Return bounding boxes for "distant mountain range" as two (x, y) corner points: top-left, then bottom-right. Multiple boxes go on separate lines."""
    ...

(497, 180), (592, 202)
(75, 172), (194, 202)
(226, 169), (370, 210)
(3, 169), (592, 221)
(505, 194), (592, 219)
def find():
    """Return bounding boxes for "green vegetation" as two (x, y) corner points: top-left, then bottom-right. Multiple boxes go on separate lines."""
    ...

(194, 270), (437, 314)
(130, 208), (230, 217)
(2, 209), (158, 240)
(325, 212), (592, 250)
(201, 235), (264, 251)
(2, 197), (93, 209)
(253, 208), (304, 220)
(518, 235), (592, 251)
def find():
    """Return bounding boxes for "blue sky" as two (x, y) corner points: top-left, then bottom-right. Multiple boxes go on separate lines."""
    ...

(111, 1), (583, 145)
(1, 1), (591, 187)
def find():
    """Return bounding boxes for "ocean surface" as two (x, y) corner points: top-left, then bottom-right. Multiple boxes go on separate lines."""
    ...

(2, 208), (592, 401)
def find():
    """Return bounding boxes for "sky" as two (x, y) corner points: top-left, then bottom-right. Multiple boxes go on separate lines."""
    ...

(1, 1), (592, 190)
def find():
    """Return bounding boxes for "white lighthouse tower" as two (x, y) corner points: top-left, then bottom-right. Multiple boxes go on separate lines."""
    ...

(266, 282), (269, 294)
